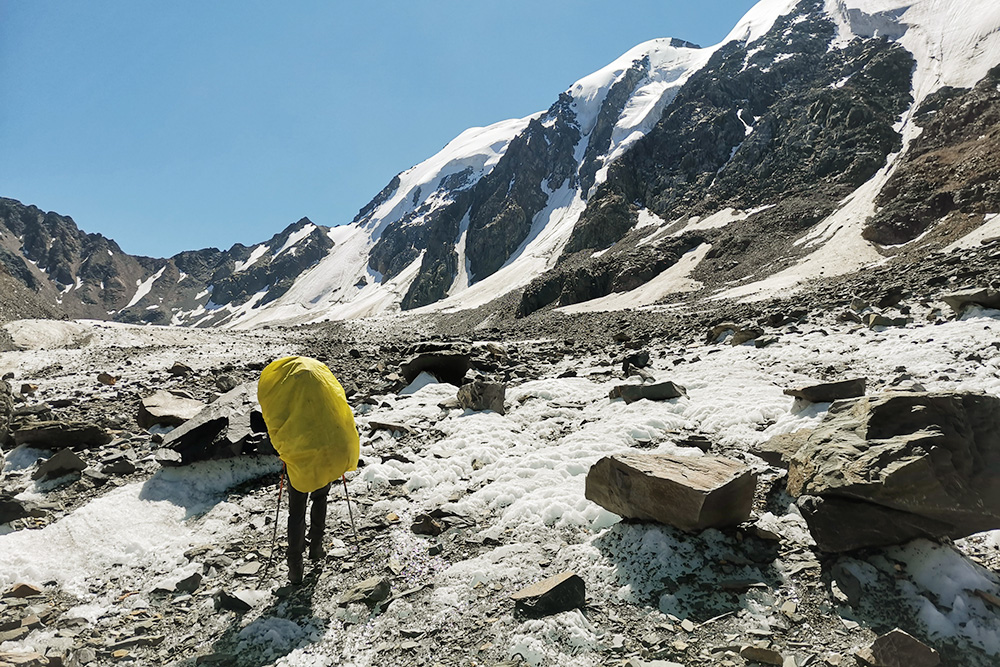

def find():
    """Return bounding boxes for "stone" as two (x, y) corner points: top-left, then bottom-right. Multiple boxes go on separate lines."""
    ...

(731, 327), (764, 346)
(707, 322), (739, 343)
(585, 453), (756, 532)
(0, 496), (31, 524)
(622, 350), (650, 375)
(0, 653), (48, 667)
(609, 381), (686, 404)
(855, 629), (940, 667)
(510, 571), (585, 617)
(456, 381), (506, 415)
(3, 583), (42, 598)
(19, 384), (38, 395)
(96, 372), (117, 386)
(411, 514), (445, 536)
(32, 448), (87, 481)
(864, 313), (909, 329)
(753, 429), (812, 468)
(168, 362), (193, 376)
(399, 343), (471, 386)
(783, 378), (866, 403)
(213, 589), (253, 613)
(339, 577), (391, 607)
(215, 375), (239, 393)
(175, 572), (203, 593)
(101, 457), (136, 476)
(137, 391), (206, 429)
(740, 646), (785, 665)
(941, 287), (1000, 316)
(788, 392), (1000, 552)
(13, 421), (112, 450)
(235, 561), (261, 576)
(161, 384), (268, 464)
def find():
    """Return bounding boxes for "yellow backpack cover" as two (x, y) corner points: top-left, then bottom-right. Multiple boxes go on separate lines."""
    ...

(258, 356), (360, 492)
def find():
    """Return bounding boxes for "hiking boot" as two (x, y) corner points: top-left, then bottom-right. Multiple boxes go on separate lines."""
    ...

(288, 555), (304, 585)
(308, 539), (326, 561)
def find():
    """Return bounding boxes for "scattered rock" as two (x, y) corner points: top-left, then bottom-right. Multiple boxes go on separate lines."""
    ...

(31, 448), (87, 481)
(788, 392), (1000, 551)
(13, 421), (112, 450)
(609, 381), (686, 404)
(864, 313), (910, 329)
(855, 628), (940, 667)
(740, 646), (785, 665)
(0, 496), (30, 524)
(731, 327), (764, 346)
(213, 590), (253, 613)
(585, 453), (756, 531)
(783, 378), (866, 403)
(399, 343), (471, 386)
(168, 362), (194, 376)
(456, 380), (507, 415)
(175, 572), (203, 593)
(137, 391), (207, 429)
(0, 652), (48, 667)
(96, 372), (118, 386)
(19, 384), (38, 396)
(940, 287), (1000, 316)
(753, 429), (812, 468)
(3, 583), (42, 598)
(161, 384), (268, 464)
(411, 513), (446, 536)
(511, 571), (585, 618)
(215, 375), (239, 393)
(339, 577), (391, 607)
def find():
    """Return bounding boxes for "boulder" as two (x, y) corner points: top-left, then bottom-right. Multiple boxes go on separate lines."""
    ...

(730, 327), (764, 346)
(160, 384), (269, 465)
(32, 448), (87, 481)
(855, 629), (940, 667)
(137, 390), (207, 429)
(941, 287), (1000, 316)
(215, 375), (239, 393)
(13, 421), (112, 450)
(0, 496), (31, 524)
(511, 571), (585, 617)
(788, 392), (1000, 552)
(339, 576), (391, 607)
(752, 429), (812, 468)
(456, 381), (506, 415)
(783, 378), (866, 403)
(585, 453), (756, 531)
(96, 372), (118, 386)
(609, 381), (686, 404)
(399, 342), (472, 386)
(864, 313), (909, 329)
(169, 362), (193, 376)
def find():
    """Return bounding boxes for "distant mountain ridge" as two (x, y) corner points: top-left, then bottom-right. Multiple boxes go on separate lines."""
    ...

(2, 0), (999, 327)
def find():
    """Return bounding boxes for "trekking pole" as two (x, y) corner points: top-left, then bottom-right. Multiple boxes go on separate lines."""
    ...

(260, 464), (286, 583)
(342, 473), (360, 553)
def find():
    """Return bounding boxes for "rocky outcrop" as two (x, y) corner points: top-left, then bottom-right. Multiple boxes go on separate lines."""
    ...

(0, 380), (12, 447)
(159, 384), (268, 465)
(12, 421), (113, 450)
(137, 391), (207, 430)
(784, 378), (866, 403)
(585, 453), (756, 531)
(865, 64), (1000, 246)
(788, 392), (1000, 551)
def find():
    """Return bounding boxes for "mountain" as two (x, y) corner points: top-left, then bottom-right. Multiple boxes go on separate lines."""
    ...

(2, 0), (999, 328)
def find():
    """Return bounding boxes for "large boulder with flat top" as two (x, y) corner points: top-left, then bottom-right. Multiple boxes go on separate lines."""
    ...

(585, 453), (756, 531)
(788, 391), (1000, 552)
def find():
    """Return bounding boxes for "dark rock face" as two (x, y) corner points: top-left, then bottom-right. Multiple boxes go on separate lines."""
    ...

(788, 392), (1000, 552)
(865, 64), (1000, 245)
(399, 343), (472, 386)
(557, 0), (913, 290)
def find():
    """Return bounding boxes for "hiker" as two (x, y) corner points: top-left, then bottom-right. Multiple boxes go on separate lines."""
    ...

(258, 356), (360, 584)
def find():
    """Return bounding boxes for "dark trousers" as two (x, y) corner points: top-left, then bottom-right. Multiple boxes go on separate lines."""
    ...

(287, 481), (331, 580)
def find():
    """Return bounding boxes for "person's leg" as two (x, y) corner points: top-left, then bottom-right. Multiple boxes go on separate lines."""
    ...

(308, 482), (331, 560)
(287, 484), (307, 584)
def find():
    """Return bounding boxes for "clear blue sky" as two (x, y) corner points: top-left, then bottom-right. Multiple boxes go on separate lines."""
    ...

(1, 1), (757, 258)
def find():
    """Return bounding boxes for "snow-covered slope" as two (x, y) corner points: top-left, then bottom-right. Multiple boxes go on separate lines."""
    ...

(223, 0), (1000, 327)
